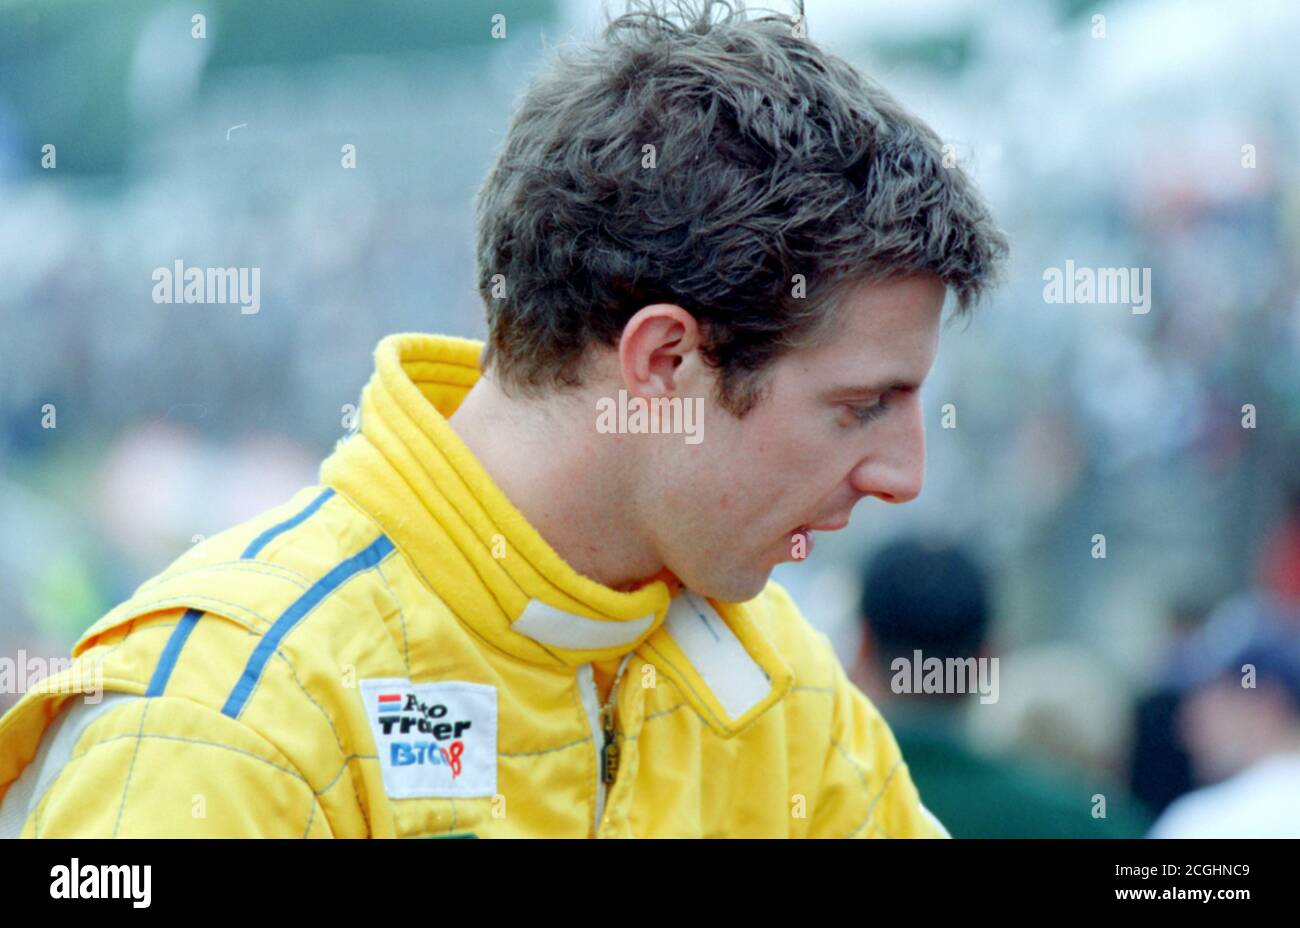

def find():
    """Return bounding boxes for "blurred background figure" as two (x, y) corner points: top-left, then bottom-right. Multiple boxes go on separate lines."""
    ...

(1255, 482), (1300, 608)
(965, 642), (1141, 790)
(850, 538), (1152, 837)
(1125, 598), (1205, 818)
(1148, 593), (1300, 838)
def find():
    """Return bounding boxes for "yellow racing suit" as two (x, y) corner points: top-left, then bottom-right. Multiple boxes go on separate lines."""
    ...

(0, 333), (948, 838)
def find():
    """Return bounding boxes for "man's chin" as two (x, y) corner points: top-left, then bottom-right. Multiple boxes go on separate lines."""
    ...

(671, 562), (771, 604)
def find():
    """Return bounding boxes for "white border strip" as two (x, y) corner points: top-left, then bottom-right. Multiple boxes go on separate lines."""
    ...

(513, 600), (654, 649)
(664, 591), (770, 719)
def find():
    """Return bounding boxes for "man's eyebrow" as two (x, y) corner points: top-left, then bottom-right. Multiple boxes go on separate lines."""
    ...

(820, 378), (920, 399)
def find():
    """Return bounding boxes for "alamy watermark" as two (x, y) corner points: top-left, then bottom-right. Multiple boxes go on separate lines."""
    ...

(1042, 260), (1151, 314)
(890, 650), (999, 704)
(595, 390), (703, 444)
(50, 858), (151, 908)
(0, 652), (103, 704)
(151, 260), (261, 314)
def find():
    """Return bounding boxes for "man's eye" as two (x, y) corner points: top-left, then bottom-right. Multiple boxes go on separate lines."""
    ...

(848, 396), (889, 425)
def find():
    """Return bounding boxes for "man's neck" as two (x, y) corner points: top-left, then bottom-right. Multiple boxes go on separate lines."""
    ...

(447, 374), (664, 593)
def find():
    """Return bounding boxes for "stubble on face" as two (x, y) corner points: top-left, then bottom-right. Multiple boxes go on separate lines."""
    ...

(638, 274), (946, 604)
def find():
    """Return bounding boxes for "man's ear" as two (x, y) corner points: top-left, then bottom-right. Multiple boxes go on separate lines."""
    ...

(618, 304), (702, 398)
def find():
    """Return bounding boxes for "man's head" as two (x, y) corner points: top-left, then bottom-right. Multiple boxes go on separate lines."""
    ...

(855, 537), (992, 696)
(469, 0), (1007, 601)
(1176, 597), (1300, 783)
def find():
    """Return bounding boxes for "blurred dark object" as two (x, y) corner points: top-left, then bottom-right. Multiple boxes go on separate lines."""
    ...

(1128, 690), (1196, 817)
(1127, 599), (1205, 816)
(859, 537), (991, 666)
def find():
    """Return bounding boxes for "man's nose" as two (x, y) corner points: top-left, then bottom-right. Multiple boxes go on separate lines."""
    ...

(848, 396), (925, 504)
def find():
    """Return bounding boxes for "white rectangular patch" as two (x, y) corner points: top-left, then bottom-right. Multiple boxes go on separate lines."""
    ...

(360, 678), (497, 799)
(665, 591), (771, 719)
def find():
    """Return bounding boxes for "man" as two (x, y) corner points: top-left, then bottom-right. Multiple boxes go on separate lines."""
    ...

(0, 0), (1006, 837)
(852, 538), (1151, 837)
(1149, 594), (1300, 838)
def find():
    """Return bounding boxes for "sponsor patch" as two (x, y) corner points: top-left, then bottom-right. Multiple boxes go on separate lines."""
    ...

(360, 678), (497, 799)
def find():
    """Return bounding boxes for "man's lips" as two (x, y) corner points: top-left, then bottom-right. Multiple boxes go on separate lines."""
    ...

(794, 517), (850, 535)
(786, 520), (848, 557)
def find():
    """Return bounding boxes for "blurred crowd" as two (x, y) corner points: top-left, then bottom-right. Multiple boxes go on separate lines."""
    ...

(842, 527), (1300, 837)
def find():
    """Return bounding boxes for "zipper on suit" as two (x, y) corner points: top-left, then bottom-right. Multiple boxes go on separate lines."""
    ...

(577, 655), (631, 837)
(577, 664), (607, 836)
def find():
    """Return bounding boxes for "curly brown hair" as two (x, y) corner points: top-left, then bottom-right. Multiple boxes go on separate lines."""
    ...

(474, 0), (1008, 416)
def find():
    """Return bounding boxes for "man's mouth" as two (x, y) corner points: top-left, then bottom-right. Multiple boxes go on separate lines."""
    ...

(787, 520), (849, 561)
(806, 520), (849, 532)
